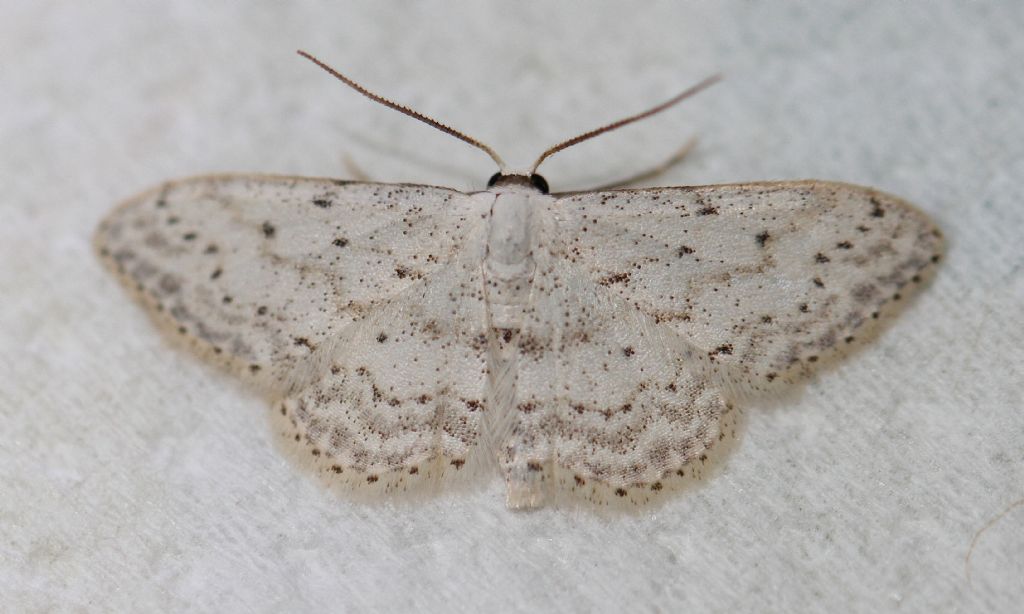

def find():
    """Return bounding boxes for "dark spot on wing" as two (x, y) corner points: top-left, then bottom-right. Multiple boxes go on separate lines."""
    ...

(852, 283), (878, 303)
(709, 344), (733, 358)
(870, 197), (885, 218)
(158, 274), (181, 294)
(293, 337), (316, 351)
(599, 272), (630, 285)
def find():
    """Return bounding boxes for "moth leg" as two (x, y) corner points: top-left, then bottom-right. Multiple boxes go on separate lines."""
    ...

(589, 136), (698, 191)
(340, 153), (372, 182)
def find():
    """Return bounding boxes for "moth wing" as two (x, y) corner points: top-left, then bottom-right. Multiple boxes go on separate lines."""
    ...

(95, 174), (485, 392)
(503, 215), (727, 507)
(552, 181), (943, 393)
(280, 238), (491, 491)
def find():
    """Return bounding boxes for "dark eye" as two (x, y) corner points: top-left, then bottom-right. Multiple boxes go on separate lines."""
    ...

(487, 172), (502, 188)
(530, 173), (549, 194)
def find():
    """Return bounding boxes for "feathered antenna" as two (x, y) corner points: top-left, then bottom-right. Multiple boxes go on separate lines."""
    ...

(298, 50), (508, 173)
(528, 74), (721, 175)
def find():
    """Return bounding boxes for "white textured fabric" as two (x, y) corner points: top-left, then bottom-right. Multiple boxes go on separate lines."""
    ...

(2, 1), (1021, 611)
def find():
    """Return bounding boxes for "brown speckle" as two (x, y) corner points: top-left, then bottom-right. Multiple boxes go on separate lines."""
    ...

(709, 344), (733, 357)
(293, 337), (316, 351)
(600, 272), (630, 285)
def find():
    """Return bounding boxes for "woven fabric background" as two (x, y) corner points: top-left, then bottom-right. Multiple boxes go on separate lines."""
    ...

(2, 2), (1021, 611)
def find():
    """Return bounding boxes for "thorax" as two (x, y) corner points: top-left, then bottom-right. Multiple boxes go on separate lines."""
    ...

(481, 185), (553, 325)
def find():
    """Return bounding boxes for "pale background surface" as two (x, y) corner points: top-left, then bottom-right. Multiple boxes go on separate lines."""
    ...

(2, 2), (1022, 612)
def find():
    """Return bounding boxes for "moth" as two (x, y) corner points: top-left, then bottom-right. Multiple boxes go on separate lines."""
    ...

(95, 51), (943, 508)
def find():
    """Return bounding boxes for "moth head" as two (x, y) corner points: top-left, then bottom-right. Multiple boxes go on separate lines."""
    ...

(487, 172), (550, 194)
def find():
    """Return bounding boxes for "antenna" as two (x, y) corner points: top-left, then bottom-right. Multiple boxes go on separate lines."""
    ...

(528, 74), (722, 174)
(297, 50), (508, 173)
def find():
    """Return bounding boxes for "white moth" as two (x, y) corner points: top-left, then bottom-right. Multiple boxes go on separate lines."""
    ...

(95, 51), (943, 508)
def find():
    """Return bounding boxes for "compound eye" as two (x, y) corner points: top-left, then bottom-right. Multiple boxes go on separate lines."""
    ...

(530, 173), (550, 194)
(487, 172), (502, 188)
